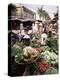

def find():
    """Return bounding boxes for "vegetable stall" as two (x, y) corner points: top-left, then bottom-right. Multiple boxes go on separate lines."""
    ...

(11, 33), (58, 76)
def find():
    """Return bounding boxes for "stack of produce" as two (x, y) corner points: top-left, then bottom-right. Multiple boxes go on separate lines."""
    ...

(15, 46), (40, 64)
(37, 62), (51, 73)
(36, 49), (58, 74)
(23, 46), (39, 62)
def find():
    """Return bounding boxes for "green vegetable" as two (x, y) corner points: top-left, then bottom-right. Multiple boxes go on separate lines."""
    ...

(45, 67), (58, 74)
(15, 54), (24, 62)
(47, 38), (58, 54)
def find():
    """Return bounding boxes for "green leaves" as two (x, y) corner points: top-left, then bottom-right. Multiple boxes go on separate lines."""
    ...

(11, 44), (24, 63)
(37, 6), (50, 20)
(47, 38), (58, 54)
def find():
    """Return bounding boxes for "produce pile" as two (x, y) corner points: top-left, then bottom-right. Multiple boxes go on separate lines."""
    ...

(36, 48), (58, 74)
(11, 44), (42, 64)
(11, 37), (58, 75)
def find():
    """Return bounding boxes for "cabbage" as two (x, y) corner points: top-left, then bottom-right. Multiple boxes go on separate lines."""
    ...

(39, 50), (58, 64)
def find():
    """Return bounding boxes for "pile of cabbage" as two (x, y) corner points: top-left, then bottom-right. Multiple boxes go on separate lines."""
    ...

(38, 47), (58, 74)
(11, 44), (39, 63)
(39, 50), (58, 64)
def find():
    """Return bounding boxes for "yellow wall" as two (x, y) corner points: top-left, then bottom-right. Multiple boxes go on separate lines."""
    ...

(16, 7), (23, 16)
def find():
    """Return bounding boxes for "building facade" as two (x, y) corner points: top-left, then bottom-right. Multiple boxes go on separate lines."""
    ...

(16, 5), (36, 20)
(8, 4), (36, 30)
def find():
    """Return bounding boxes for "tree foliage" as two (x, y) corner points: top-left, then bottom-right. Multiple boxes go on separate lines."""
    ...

(37, 6), (51, 20)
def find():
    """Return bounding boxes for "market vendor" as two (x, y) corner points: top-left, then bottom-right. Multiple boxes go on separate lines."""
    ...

(22, 34), (31, 46)
(40, 27), (48, 45)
